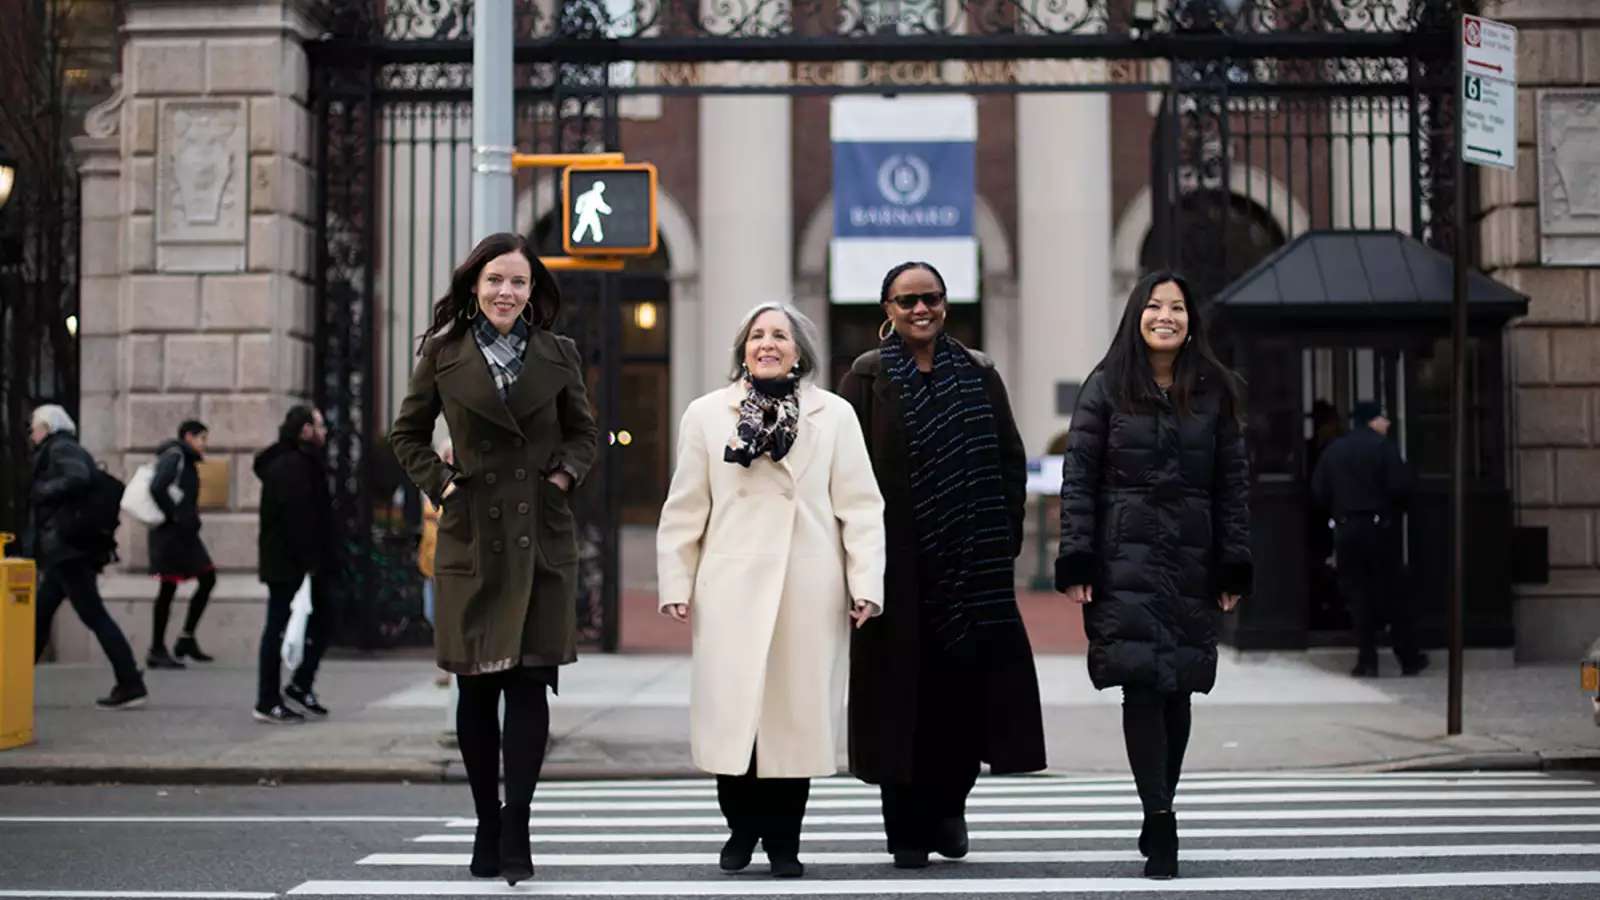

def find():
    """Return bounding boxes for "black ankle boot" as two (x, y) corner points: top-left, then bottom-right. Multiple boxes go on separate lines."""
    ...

(173, 635), (214, 663)
(768, 855), (804, 878)
(146, 647), (185, 670)
(1143, 811), (1178, 879)
(933, 815), (968, 859)
(498, 805), (533, 886)
(719, 831), (758, 872)
(1138, 813), (1152, 857)
(469, 810), (501, 878)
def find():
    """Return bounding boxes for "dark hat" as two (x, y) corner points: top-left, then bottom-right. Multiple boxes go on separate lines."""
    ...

(1351, 401), (1385, 425)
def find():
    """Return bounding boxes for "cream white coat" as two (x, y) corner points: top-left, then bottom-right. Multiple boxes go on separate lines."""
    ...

(657, 381), (886, 777)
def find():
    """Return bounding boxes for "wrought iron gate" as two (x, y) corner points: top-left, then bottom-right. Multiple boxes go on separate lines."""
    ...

(306, 0), (1467, 651)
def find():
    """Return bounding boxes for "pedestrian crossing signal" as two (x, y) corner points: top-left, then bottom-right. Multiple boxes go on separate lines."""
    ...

(562, 163), (658, 257)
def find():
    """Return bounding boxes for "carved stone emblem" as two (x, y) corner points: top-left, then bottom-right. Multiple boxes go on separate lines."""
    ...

(1538, 90), (1600, 266)
(156, 100), (246, 272)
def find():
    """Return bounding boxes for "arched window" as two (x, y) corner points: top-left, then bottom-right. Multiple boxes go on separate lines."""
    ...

(1140, 189), (1285, 301)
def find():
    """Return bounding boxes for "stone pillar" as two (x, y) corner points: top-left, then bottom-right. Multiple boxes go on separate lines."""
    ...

(697, 90), (792, 393)
(1015, 94), (1113, 454)
(50, 0), (320, 663)
(1481, 0), (1600, 661)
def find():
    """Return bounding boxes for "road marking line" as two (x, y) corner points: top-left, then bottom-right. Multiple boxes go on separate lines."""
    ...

(526, 778), (1591, 800)
(531, 771), (1557, 793)
(0, 816), (454, 825)
(444, 805), (1600, 827)
(357, 844), (1600, 867)
(285, 870), (1600, 895)
(413, 822), (1600, 843)
(519, 789), (1600, 812)
(0, 893), (277, 899)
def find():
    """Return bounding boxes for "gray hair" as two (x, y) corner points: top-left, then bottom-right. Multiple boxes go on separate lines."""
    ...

(30, 404), (77, 436)
(727, 302), (822, 382)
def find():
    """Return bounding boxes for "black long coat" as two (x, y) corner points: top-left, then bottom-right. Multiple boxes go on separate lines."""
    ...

(254, 439), (338, 585)
(148, 439), (214, 577)
(836, 342), (1047, 784)
(1054, 370), (1253, 695)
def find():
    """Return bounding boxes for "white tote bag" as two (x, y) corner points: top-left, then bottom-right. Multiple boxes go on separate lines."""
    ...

(281, 576), (314, 670)
(120, 454), (185, 527)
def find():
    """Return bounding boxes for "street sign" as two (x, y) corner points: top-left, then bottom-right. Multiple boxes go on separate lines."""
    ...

(562, 163), (658, 256)
(1461, 14), (1517, 171)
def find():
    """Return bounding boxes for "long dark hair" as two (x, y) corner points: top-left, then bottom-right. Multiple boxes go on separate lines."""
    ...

(416, 232), (561, 355)
(1096, 271), (1243, 421)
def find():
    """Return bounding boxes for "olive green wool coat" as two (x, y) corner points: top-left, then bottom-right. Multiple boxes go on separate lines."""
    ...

(390, 326), (599, 675)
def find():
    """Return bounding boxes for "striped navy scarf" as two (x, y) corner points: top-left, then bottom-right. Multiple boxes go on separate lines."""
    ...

(473, 314), (529, 401)
(881, 333), (1020, 655)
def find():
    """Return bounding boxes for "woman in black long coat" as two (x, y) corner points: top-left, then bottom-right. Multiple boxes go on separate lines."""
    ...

(1055, 271), (1252, 879)
(146, 419), (217, 668)
(837, 261), (1046, 870)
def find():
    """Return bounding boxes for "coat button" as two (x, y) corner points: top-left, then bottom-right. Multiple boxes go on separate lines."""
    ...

(478, 440), (492, 452)
(516, 535), (531, 549)
(517, 502), (530, 515)
(488, 506), (502, 520)
(491, 539), (505, 553)
(514, 467), (528, 481)
(782, 488), (794, 500)
(484, 472), (498, 485)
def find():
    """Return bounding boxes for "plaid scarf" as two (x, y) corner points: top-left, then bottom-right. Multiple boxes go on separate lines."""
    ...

(473, 314), (529, 401)
(882, 332), (1020, 655)
(724, 377), (801, 468)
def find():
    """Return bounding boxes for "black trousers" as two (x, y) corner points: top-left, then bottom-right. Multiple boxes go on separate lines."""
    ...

(257, 578), (331, 711)
(879, 646), (984, 853)
(152, 571), (216, 650)
(456, 668), (552, 820)
(35, 562), (142, 687)
(717, 750), (811, 858)
(1335, 517), (1419, 666)
(1121, 687), (1193, 815)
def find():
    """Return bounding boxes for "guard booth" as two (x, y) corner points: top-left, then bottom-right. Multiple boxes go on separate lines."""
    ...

(1210, 230), (1530, 652)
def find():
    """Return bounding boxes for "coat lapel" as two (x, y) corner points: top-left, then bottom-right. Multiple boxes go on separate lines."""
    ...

(504, 330), (568, 425)
(434, 328), (522, 436)
(780, 384), (828, 484)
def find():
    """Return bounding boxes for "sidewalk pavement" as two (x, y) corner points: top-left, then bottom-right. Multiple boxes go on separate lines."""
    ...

(5, 649), (1597, 784)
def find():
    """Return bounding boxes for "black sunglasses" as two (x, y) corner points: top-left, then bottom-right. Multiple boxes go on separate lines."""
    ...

(888, 291), (946, 311)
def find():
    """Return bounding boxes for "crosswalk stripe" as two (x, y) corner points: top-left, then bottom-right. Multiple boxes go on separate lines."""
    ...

(531, 771), (1555, 792)
(357, 844), (1600, 866)
(521, 789), (1600, 812)
(0, 893), (277, 899)
(0, 816), (455, 825)
(444, 806), (1600, 827)
(521, 778), (1592, 800)
(412, 822), (1600, 843)
(286, 870), (1600, 895)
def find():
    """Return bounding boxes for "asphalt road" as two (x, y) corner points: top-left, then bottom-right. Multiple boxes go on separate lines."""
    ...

(3, 771), (1600, 898)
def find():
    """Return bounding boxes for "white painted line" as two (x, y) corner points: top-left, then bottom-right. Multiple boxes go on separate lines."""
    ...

(286, 870), (1600, 895)
(527, 778), (1591, 800)
(413, 822), (1600, 844)
(532, 771), (1558, 793)
(359, 843), (1600, 867)
(521, 789), (1600, 812)
(0, 816), (453, 825)
(0, 893), (276, 899)
(445, 805), (1600, 827)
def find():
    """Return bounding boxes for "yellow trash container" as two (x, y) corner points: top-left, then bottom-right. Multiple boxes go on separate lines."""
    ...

(0, 532), (36, 750)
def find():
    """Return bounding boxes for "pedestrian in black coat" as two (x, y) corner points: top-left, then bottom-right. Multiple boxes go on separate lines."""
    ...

(1055, 272), (1252, 880)
(251, 406), (338, 724)
(146, 420), (217, 669)
(837, 261), (1046, 871)
(26, 404), (147, 709)
(1311, 402), (1426, 677)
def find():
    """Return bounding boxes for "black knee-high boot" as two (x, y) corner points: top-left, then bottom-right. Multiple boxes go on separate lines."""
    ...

(455, 674), (504, 879)
(498, 673), (549, 886)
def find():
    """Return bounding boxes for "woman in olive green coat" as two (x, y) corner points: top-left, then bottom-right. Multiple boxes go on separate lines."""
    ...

(390, 232), (598, 887)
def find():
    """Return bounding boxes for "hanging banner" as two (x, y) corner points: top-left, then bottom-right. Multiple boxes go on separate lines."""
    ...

(830, 95), (978, 304)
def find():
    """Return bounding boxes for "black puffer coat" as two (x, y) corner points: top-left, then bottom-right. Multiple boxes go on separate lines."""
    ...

(253, 440), (337, 585)
(24, 432), (95, 570)
(1055, 370), (1252, 694)
(148, 439), (214, 577)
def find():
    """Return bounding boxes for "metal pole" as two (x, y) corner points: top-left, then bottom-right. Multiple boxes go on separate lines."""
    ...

(1448, 14), (1468, 737)
(471, 0), (515, 241)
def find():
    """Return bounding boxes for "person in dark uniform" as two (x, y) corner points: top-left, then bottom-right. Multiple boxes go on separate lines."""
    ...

(1311, 401), (1428, 677)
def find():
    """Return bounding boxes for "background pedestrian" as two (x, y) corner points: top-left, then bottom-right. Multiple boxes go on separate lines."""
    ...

(146, 419), (217, 669)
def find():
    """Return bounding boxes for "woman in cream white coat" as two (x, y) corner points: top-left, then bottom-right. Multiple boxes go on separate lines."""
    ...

(658, 302), (886, 879)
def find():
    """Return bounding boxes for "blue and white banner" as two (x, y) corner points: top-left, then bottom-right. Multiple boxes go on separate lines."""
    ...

(830, 96), (979, 304)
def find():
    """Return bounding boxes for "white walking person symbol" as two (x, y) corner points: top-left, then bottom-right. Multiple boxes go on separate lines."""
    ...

(571, 181), (613, 243)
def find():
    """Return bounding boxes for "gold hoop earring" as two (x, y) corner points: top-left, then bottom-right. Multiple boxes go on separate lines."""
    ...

(878, 319), (894, 341)
(520, 304), (536, 326)
(467, 304), (479, 320)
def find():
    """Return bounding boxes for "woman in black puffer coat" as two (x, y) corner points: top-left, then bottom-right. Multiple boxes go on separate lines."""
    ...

(1055, 271), (1252, 880)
